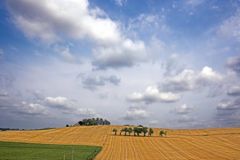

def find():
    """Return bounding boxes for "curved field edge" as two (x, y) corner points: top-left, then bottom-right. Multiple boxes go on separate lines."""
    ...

(0, 141), (101, 160)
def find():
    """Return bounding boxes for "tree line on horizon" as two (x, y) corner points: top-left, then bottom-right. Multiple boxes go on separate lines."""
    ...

(112, 126), (167, 137)
(78, 118), (111, 126)
(66, 117), (111, 127)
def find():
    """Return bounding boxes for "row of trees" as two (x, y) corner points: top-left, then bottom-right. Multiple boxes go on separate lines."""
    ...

(78, 118), (111, 126)
(112, 126), (167, 137)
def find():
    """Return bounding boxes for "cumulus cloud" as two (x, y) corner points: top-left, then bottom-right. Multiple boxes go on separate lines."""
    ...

(15, 101), (47, 116)
(199, 66), (222, 81)
(161, 66), (223, 92)
(79, 74), (120, 90)
(123, 106), (149, 120)
(2, 99), (47, 117)
(217, 9), (240, 42)
(92, 39), (147, 69)
(227, 56), (240, 74)
(174, 104), (193, 115)
(7, 0), (120, 43)
(127, 86), (180, 104)
(7, 0), (147, 69)
(217, 98), (240, 110)
(227, 85), (240, 96)
(45, 96), (70, 109)
(44, 96), (97, 117)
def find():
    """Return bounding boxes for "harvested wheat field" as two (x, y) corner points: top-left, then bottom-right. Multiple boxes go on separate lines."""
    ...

(0, 126), (239, 160)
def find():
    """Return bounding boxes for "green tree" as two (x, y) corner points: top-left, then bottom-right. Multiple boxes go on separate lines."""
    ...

(133, 127), (137, 136)
(160, 130), (167, 137)
(112, 128), (117, 135)
(148, 128), (154, 136)
(128, 127), (133, 136)
(123, 128), (128, 136)
(133, 127), (142, 136)
(120, 128), (125, 135)
(142, 127), (148, 136)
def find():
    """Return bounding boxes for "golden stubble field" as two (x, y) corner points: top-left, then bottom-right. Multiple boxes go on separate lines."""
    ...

(0, 126), (239, 160)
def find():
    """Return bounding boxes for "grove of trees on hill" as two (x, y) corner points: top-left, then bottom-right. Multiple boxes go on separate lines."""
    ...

(78, 118), (111, 126)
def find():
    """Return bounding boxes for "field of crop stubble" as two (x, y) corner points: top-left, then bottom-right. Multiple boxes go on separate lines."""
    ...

(0, 126), (239, 160)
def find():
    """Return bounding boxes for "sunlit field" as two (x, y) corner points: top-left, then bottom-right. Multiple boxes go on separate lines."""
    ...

(0, 126), (239, 160)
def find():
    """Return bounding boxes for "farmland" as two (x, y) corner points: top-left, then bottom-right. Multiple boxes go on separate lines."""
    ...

(0, 126), (240, 160)
(0, 141), (101, 160)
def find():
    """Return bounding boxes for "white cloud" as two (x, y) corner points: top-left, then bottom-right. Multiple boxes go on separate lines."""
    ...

(45, 96), (69, 109)
(217, 98), (240, 110)
(127, 14), (170, 36)
(7, 0), (147, 69)
(199, 66), (222, 82)
(115, 0), (127, 6)
(19, 101), (47, 115)
(161, 66), (223, 92)
(92, 39), (147, 69)
(79, 74), (120, 90)
(127, 86), (180, 104)
(217, 10), (240, 42)
(124, 106), (149, 120)
(7, 0), (120, 44)
(44, 96), (97, 117)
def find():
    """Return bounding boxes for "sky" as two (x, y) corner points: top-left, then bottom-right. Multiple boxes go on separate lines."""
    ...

(0, 0), (240, 129)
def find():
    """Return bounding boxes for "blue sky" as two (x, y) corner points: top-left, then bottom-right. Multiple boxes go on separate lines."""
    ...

(0, 0), (240, 129)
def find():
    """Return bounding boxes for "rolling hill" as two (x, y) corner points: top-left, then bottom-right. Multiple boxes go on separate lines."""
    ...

(0, 126), (239, 160)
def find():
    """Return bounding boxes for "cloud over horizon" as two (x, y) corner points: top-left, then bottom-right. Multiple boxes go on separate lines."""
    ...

(0, 0), (240, 129)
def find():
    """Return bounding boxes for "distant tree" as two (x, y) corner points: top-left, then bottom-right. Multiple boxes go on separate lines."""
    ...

(77, 118), (110, 126)
(121, 128), (128, 136)
(120, 128), (124, 135)
(133, 127), (138, 136)
(66, 124), (69, 127)
(112, 128), (117, 135)
(160, 130), (167, 137)
(142, 127), (148, 136)
(103, 119), (111, 125)
(128, 127), (133, 136)
(148, 128), (154, 136)
(78, 121), (83, 125)
(133, 127), (142, 136)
